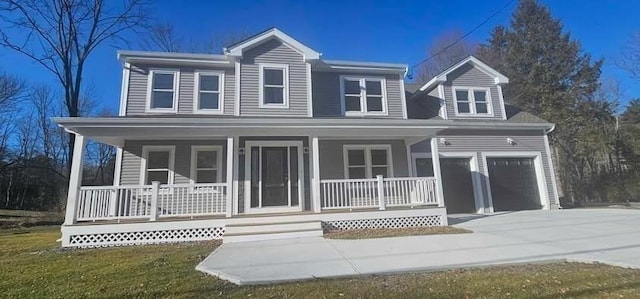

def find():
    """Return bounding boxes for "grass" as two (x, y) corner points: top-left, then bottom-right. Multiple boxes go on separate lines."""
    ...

(0, 209), (63, 228)
(2, 226), (640, 298)
(324, 226), (472, 239)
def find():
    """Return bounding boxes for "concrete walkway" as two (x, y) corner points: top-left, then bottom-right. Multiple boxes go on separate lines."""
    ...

(196, 209), (640, 285)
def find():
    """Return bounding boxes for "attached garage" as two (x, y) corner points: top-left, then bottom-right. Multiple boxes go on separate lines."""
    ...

(440, 158), (477, 214)
(486, 157), (542, 211)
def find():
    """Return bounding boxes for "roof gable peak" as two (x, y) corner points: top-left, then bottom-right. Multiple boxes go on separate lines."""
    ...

(224, 28), (321, 61)
(419, 56), (509, 92)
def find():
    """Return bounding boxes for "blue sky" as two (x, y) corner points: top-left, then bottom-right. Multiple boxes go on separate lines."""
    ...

(1, 0), (638, 114)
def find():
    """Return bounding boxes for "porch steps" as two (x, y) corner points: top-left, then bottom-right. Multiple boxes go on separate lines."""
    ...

(223, 220), (323, 243)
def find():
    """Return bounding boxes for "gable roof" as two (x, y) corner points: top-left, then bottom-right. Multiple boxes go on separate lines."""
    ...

(418, 56), (509, 92)
(224, 27), (321, 61)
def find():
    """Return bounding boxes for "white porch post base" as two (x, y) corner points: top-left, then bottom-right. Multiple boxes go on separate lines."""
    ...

(430, 137), (445, 208)
(64, 134), (87, 226)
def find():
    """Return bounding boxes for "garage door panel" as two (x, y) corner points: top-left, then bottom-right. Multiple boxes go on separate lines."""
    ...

(488, 157), (541, 211)
(441, 158), (476, 214)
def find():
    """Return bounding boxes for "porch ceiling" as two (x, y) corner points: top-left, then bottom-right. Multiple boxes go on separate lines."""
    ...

(53, 116), (553, 146)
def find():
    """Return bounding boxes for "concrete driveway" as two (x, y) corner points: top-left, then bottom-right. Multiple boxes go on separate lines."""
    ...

(196, 209), (640, 285)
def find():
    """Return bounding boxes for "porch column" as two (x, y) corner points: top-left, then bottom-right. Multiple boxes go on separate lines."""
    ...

(226, 136), (235, 217)
(430, 137), (445, 207)
(310, 136), (321, 213)
(64, 134), (87, 225)
(232, 136), (240, 215)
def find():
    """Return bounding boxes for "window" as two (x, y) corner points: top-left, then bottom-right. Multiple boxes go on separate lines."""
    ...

(259, 64), (289, 108)
(147, 70), (179, 112)
(141, 146), (175, 185)
(194, 71), (224, 114)
(343, 145), (393, 179)
(341, 77), (387, 116)
(453, 87), (492, 116)
(190, 146), (223, 184)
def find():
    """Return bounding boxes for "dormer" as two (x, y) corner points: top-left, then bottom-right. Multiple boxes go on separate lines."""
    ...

(417, 56), (509, 120)
(225, 28), (321, 117)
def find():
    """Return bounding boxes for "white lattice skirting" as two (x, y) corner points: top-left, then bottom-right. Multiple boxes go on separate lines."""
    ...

(62, 208), (447, 247)
(67, 227), (225, 247)
(322, 215), (443, 231)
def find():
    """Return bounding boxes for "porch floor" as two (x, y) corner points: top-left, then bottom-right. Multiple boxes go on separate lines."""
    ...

(196, 209), (640, 285)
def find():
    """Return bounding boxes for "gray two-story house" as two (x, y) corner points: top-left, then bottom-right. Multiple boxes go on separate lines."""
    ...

(54, 28), (559, 247)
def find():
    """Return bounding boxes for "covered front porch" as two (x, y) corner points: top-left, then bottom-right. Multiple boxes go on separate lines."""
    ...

(55, 117), (449, 246)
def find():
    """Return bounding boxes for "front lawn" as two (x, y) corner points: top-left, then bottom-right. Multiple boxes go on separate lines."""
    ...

(2, 226), (640, 298)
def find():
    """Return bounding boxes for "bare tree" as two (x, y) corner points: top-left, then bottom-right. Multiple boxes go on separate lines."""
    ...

(0, 72), (25, 111)
(415, 30), (478, 83)
(0, 0), (149, 170)
(617, 32), (640, 81)
(141, 20), (250, 54)
(139, 21), (184, 52)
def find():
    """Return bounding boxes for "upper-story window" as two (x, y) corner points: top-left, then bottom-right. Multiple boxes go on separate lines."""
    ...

(194, 71), (224, 114)
(259, 63), (289, 108)
(341, 76), (387, 116)
(146, 69), (179, 113)
(453, 87), (492, 116)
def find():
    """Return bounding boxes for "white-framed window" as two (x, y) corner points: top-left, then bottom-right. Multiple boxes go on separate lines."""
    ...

(259, 63), (289, 108)
(140, 146), (175, 185)
(146, 69), (179, 113)
(343, 145), (393, 179)
(453, 87), (493, 116)
(340, 76), (388, 116)
(194, 71), (224, 114)
(190, 146), (223, 184)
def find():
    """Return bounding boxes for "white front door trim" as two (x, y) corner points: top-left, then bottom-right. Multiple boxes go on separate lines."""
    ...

(244, 140), (305, 214)
(438, 152), (484, 214)
(480, 151), (550, 213)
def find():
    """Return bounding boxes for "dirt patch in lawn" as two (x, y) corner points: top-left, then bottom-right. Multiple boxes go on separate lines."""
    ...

(324, 226), (472, 239)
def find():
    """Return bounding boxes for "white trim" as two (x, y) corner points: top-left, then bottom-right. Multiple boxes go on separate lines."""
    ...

(405, 143), (413, 176)
(543, 135), (560, 206)
(258, 63), (290, 109)
(339, 75), (389, 116)
(234, 60), (241, 116)
(225, 137), (235, 217)
(411, 152), (431, 177)
(244, 140), (304, 214)
(189, 145), (223, 184)
(399, 75), (408, 119)
(225, 28), (321, 61)
(140, 145), (176, 185)
(452, 86), (494, 117)
(430, 138), (445, 208)
(439, 152), (485, 214)
(113, 147), (123, 186)
(480, 151), (551, 213)
(64, 134), (86, 225)
(145, 69), (180, 113)
(496, 85), (507, 120)
(306, 62), (313, 117)
(119, 62), (131, 116)
(232, 137), (240, 215)
(342, 144), (394, 179)
(419, 56), (509, 92)
(310, 136), (321, 213)
(193, 70), (225, 115)
(437, 84), (448, 119)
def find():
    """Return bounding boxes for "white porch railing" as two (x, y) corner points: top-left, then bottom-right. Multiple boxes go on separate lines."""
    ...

(320, 176), (438, 210)
(76, 182), (228, 222)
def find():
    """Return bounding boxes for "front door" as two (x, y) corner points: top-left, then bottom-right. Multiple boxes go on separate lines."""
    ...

(245, 141), (304, 214)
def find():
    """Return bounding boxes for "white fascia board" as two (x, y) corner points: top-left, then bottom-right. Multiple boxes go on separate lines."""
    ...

(117, 50), (232, 65)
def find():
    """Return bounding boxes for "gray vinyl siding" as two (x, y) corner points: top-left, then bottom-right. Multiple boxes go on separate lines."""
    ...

(312, 72), (405, 118)
(318, 139), (409, 179)
(239, 39), (309, 116)
(442, 63), (504, 120)
(120, 140), (227, 185)
(409, 130), (558, 209)
(125, 63), (235, 116)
